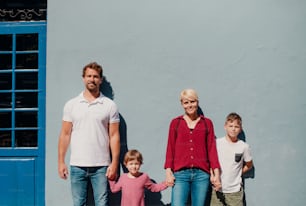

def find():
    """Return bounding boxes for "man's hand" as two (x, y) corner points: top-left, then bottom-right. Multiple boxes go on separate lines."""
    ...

(58, 162), (69, 180)
(106, 163), (118, 180)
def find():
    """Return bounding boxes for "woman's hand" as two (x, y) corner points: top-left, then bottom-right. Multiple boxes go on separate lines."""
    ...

(165, 168), (175, 187)
(212, 176), (222, 191)
(210, 168), (222, 191)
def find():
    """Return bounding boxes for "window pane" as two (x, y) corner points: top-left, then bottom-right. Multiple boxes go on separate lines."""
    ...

(15, 130), (37, 147)
(15, 111), (37, 127)
(0, 35), (12, 51)
(0, 131), (11, 147)
(16, 53), (38, 69)
(0, 73), (12, 90)
(0, 0), (47, 9)
(16, 34), (38, 51)
(0, 54), (12, 70)
(16, 72), (38, 89)
(0, 93), (12, 108)
(15, 92), (37, 108)
(0, 112), (12, 128)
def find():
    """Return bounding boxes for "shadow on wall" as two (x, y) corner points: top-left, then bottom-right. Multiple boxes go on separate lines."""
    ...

(238, 130), (256, 206)
(100, 76), (129, 173)
(86, 76), (167, 205)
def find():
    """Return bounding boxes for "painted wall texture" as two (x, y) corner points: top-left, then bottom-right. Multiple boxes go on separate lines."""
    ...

(46, 1), (306, 205)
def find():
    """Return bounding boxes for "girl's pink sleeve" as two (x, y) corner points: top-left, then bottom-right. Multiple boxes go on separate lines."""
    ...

(108, 177), (122, 193)
(144, 174), (168, 192)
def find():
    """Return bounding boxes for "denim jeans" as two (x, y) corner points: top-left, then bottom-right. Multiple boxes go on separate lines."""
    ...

(70, 166), (108, 206)
(171, 168), (210, 206)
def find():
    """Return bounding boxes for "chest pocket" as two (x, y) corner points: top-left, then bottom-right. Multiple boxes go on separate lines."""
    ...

(235, 153), (243, 163)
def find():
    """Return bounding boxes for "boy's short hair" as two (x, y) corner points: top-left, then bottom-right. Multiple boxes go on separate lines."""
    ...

(226, 112), (242, 126)
(124, 149), (143, 165)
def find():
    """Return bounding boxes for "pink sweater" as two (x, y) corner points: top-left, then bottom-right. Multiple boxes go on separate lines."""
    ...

(109, 173), (167, 206)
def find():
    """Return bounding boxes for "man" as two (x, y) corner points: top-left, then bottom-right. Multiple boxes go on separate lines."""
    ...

(58, 62), (120, 206)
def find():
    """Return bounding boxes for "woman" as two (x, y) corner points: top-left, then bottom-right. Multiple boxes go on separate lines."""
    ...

(164, 89), (221, 206)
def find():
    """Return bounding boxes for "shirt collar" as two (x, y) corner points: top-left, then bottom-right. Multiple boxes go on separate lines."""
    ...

(178, 114), (205, 120)
(78, 92), (105, 104)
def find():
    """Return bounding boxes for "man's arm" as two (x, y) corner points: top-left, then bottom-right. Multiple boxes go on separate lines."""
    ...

(106, 122), (120, 180)
(58, 121), (72, 179)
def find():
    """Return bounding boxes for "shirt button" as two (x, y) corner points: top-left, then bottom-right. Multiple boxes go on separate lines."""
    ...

(190, 148), (194, 151)
(190, 140), (192, 143)
(191, 156), (194, 159)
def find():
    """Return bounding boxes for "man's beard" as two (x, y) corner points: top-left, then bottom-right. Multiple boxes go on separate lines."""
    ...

(86, 83), (99, 92)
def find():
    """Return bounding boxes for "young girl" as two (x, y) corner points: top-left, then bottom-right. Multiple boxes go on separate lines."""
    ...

(109, 149), (168, 206)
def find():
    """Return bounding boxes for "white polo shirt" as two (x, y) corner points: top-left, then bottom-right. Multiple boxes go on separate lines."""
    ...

(63, 92), (120, 167)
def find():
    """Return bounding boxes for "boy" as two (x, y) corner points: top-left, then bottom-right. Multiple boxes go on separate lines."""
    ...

(210, 113), (253, 206)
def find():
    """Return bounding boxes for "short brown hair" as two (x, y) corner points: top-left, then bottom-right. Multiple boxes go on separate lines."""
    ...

(124, 149), (143, 165)
(82, 62), (103, 78)
(225, 112), (242, 126)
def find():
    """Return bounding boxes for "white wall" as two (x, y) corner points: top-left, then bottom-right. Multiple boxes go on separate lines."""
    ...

(46, 1), (306, 205)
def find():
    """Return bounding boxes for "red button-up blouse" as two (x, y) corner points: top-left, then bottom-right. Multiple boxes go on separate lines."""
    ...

(164, 115), (220, 173)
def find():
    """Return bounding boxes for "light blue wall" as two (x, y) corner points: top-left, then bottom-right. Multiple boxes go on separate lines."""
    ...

(46, 1), (306, 205)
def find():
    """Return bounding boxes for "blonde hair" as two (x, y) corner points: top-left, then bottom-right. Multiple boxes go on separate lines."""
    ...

(124, 149), (143, 165)
(180, 89), (199, 102)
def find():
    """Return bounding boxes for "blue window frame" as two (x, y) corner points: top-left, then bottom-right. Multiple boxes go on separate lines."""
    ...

(0, 22), (46, 206)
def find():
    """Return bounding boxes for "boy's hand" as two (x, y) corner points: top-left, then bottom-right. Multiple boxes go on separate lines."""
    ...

(210, 168), (222, 191)
(212, 180), (222, 191)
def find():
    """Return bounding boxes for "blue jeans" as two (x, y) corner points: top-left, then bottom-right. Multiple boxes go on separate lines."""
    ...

(70, 166), (108, 206)
(171, 168), (210, 206)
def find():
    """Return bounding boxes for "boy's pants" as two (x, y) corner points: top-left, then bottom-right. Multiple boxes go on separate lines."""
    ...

(210, 187), (244, 206)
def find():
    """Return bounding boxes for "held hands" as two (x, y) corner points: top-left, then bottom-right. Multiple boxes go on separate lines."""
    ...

(165, 168), (175, 187)
(106, 163), (118, 181)
(210, 168), (222, 191)
(211, 175), (222, 191)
